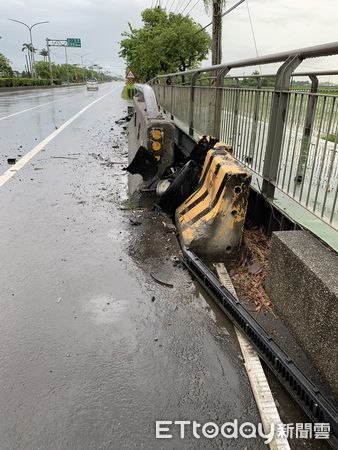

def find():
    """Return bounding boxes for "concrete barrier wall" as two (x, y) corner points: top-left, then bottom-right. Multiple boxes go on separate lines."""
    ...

(265, 230), (338, 397)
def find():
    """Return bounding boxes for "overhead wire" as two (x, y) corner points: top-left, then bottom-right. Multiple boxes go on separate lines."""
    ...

(246, 0), (261, 73)
(186, 0), (201, 15)
(168, 0), (177, 12)
(174, 0), (186, 13)
(180, 0), (195, 14)
(195, 0), (245, 33)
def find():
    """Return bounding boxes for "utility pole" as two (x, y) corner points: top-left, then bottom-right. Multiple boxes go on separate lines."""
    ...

(74, 53), (90, 82)
(64, 45), (70, 85)
(211, 0), (223, 65)
(46, 38), (53, 85)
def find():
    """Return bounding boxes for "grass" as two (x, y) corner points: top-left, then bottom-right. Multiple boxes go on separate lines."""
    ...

(121, 83), (135, 100)
(321, 133), (337, 143)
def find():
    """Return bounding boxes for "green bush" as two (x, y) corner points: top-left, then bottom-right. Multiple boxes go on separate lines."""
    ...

(0, 78), (52, 88)
(127, 85), (135, 98)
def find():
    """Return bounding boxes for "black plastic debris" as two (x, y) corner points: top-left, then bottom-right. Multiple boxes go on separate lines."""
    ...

(124, 146), (158, 181)
(156, 160), (200, 215)
(129, 218), (142, 226)
(115, 112), (133, 125)
(7, 158), (16, 165)
(189, 135), (219, 166)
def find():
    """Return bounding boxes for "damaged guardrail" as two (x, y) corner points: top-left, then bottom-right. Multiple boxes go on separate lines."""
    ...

(126, 83), (175, 185)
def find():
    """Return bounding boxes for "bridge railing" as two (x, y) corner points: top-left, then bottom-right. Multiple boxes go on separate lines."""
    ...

(150, 42), (338, 230)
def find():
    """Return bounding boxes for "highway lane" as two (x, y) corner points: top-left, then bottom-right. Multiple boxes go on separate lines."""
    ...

(0, 84), (113, 176)
(0, 84), (266, 449)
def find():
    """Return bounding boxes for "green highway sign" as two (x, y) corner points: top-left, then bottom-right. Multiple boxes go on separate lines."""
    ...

(67, 38), (81, 48)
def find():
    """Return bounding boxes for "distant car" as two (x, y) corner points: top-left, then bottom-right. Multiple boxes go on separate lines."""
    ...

(86, 78), (98, 91)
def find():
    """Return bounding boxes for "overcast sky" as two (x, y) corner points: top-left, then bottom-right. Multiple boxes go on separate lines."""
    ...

(0, 0), (337, 80)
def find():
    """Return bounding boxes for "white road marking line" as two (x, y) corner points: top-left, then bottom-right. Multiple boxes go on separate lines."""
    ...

(215, 263), (290, 450)
(0, 101), (55, 121)
(0, 89), (115, 188)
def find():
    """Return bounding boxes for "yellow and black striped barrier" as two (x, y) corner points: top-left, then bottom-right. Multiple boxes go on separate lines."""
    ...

(176, 142), (251, 261)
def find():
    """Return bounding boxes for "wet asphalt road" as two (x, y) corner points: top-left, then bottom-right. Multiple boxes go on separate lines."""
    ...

(0, 83), (265, 449)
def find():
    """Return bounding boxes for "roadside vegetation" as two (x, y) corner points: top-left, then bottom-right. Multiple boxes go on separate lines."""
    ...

(121, 84), (135, 100)
(0, 78), (60, 88)
(119, 7), (211, 82)
(0, 53), (13, 77)
(321, 133), (337, 143)
(0, 50), (115, 88)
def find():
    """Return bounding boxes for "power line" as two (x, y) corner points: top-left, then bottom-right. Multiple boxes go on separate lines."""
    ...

(174, 0), (186, 13)
(181, 0), (195, 14)
(168, 0), (177, 12)
(246, 0), (261, 73)
(186, 0), (201, 15)
(196, 0), (246, 34)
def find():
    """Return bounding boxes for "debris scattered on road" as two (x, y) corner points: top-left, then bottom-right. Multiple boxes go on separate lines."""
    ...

(154, 338), (158, 342)
(170, 256), (180, 267)
(100, 161), (124, 166)
(66, 353), (70, 357)
(151, 296), (156, 302)
(51, 156), (79, 160)
(7, 158), (16, 165)
(115, 112), (132, 124)
(56, 297), (62, 303)
(162, 221), (176, 233)
(129, 218), (142, 226)
(150, 273), (174, 288)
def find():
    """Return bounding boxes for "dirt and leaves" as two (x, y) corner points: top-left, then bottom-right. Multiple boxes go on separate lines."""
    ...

(228, 227), (274, 314)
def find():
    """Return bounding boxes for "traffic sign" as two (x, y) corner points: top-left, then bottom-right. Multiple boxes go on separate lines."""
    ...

(126, 70), (135, 80)
(67, 38), (81, 48)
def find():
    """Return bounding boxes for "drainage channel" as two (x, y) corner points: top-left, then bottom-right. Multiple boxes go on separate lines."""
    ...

(181, 246), (338, 449)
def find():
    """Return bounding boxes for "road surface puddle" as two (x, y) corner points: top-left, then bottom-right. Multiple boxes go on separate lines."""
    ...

(85, 296), (129, 324)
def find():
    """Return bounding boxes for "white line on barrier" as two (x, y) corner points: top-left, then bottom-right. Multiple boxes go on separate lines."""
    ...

(0, 89), (115, 188)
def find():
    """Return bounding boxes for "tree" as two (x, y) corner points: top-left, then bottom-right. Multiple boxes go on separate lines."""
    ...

(35, 61), (50, 79)
(119, 8), (211, 81)
(39, 49), (49, 62)
(203, 0), (226, 65)
(22, 43), (37, 75)
(0, 53), (13, 77)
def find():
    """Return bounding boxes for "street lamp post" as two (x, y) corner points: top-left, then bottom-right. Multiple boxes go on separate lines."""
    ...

(9, 19), (49, 78)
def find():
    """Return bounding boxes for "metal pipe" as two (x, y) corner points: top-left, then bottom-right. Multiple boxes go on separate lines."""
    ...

(152, 41), (338, 80)
(134, 84), (161, 120)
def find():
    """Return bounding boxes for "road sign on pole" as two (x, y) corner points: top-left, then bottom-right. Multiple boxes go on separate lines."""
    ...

(126, 69), (135, 85)
(126, 70), (135, 80)
(67, 38), (81, 48)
